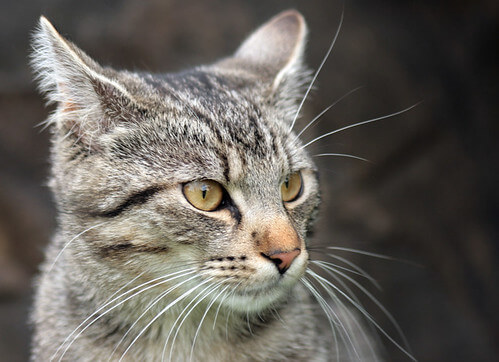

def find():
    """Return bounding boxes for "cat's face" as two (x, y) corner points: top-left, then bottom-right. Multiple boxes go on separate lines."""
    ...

(34, 11), (320, 312)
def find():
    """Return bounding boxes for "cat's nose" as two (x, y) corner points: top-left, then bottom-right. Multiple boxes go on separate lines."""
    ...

(264, 248), (301, 274)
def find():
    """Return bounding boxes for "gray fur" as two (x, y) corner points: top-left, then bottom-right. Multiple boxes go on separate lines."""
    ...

(31, 10), (381, 361)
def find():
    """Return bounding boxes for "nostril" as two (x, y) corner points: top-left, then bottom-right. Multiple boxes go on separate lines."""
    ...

(261, 252), (283, 267)
(261, 248), (301, 274)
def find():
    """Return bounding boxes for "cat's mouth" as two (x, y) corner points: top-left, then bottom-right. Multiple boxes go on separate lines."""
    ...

(197, 258), (307, 312)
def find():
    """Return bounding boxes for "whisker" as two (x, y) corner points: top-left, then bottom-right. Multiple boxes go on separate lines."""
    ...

(48, 222), (105, 273)
(309, 263), (381, 360)
(212, 287), (231, 330)
(322, 271), (379, 361)
(313, 153), (371, 163)
(167, 281), (223, 362)
(327, 247), (396, 260)
(301, 103), (420, 149)
(313, 258), (380, 290)
(205, 284), (232, 331)
(301, 277), (340, 361)
(54, 272), (143, 361)
(270, 306), (285, 326)
(308, 271), (369, 360)
(118, 277), (213, 361)
(297, 86), (364, 138)
(188, 282), (231, 362)
(56, 268), (197, 362)
(224, 284), (241, 341)
(307, 269), (416, 361)
(288, 6), (344, 132)
(312, 260), (380, 290)
(246, 311), (253, 336)
(315, 261), (412, 356)
(110, 272), (203, 361)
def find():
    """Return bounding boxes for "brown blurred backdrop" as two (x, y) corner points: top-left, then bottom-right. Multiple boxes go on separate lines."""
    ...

(0, 0), (497, 361)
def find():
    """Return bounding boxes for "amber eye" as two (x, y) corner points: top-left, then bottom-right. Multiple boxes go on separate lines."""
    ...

(183, 180), (224, 211)
(281, 172), (303, 202)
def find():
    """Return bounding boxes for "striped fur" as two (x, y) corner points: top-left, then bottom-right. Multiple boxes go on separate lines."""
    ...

(31, 11), (383, 361)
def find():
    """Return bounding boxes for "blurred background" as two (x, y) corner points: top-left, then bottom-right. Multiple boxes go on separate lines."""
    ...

(0, 0), (497, 361)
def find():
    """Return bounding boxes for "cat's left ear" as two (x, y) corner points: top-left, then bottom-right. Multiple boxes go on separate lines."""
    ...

(221, 10), (308, 96)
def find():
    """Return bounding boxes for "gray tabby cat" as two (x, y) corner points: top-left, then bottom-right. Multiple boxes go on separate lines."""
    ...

(30, 10), (401, 361)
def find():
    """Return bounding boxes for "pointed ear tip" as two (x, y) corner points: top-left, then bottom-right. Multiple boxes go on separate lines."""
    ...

(277, 9), (305, 22)
(39, 16), (50, 28)
(38, 16), (59, 36)
(273, 9), (306, 31)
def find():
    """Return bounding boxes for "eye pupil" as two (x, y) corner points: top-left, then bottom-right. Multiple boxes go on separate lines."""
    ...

(281, 172), (303, 203)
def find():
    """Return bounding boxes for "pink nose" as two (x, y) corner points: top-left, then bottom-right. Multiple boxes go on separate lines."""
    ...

(265, 249), (301, 274)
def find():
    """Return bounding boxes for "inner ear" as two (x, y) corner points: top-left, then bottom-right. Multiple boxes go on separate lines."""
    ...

(217, 10), (307, 91)
(234, 10), (306, 77)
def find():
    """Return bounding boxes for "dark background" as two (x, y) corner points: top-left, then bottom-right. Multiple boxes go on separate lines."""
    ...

(0, 0), (497, 361)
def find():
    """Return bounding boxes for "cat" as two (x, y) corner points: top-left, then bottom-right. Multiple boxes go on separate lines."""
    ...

(30, 9), (412, 362)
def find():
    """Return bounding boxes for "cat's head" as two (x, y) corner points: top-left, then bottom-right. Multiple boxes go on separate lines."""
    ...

(32, 10), (320, 312)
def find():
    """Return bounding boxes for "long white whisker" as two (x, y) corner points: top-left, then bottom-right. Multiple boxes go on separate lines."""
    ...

(316, 261), (412, 355)
(313, 153), (371, 163)
(212, 288), (230, 330)
(166, 281), (224, 362)
(119, 277), (212, 362)
(301, 277), (340, 361)
(48, 222), (105, 273)
(311, 269), (378, 361)
(111, 291), (169, 361)
(310, 263), (380, 360)
(311, 262), (363, 308)
(289, 6), (344, 132)
(313, 260), (377, 289)
(52, 272), (144, 361)
(307, 269), (416, 361)
(246, 311), (253, 336)
(297, 86), (363, 138)
(327, 248), (423, 268)
(327, 247), (395, 260)
(56, 268), (197, 362)
(269, 306), (285, 326)
(224, 283), (241, 340)
(307, 271), (365, 360)
(313, 259), (380, 290)
(301, 103), (420, 149)
(188, 282), (231, 362)
(110, 273), (201, 361)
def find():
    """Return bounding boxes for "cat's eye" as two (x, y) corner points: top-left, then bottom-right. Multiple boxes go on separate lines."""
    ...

(281, 172), (303, 202)
(183, 180), (224, 211)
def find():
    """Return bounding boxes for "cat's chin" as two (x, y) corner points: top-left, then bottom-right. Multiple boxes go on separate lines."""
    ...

(221, 270), (304, 313)
(222, 284), (296, 313)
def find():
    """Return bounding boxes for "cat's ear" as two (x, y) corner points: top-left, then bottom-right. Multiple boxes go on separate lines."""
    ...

(230, 10), (308, 93)
(31, 16), (135, 146)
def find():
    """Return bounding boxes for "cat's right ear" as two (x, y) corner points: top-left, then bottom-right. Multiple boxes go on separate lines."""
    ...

(31, 17), (135, 146)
